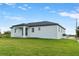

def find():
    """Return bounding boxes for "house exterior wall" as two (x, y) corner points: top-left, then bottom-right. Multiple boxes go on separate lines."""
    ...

(28, 25), (57, 38)
(11, 25), (65, 39)
(11, 27), (23, 37)
(56, 26), (65, 39)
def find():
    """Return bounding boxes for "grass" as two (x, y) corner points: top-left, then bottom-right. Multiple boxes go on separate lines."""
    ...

(0, 37), (78, 56)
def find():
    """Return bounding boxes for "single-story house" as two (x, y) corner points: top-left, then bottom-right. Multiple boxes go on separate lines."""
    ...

(10, 21), (66, 39)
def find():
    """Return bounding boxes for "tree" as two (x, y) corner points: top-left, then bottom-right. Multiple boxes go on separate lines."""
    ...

(76, 26), (79, 37)
(2, 31), (11, 38)
(76, 30), (79, 37)
(4, 31), (10, 34)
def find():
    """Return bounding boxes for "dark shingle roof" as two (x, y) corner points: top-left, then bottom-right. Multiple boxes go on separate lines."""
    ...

(27, 21), (58, 27)
(10, 21), (65, 30)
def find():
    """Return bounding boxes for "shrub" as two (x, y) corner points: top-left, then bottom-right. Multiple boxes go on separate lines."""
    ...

(2, 31), (11, 38)
(62, 34), (66, 36)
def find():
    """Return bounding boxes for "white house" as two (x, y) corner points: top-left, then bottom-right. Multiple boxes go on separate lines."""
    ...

(10, 21), (66, 39)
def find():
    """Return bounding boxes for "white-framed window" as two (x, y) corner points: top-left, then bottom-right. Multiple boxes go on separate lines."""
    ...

(58, 26), (62, 32)
(58, 27), (60, 32)
(61, 28), (62, 32)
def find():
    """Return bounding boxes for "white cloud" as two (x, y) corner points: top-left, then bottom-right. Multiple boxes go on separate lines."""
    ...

(18, 5), (32, 11)
(28, 6), (32, 9)
(1, 11), (26, 21)
(5, 3), (16, 8)
(24, 4), (28, 7)
(24, 4), (32, 9)
(18, 6), (27, 11)
(5, 3), (16, 6)
(4, 15), (26, 20)
(59, 12), (79, 19)
(42, 6), (56, 14)
(44, 6), (51, 10)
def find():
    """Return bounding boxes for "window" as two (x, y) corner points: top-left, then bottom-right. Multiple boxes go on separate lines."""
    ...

(61, 29), (62, 32)
(15, 29), (16, 33)
(58, 27), (61, 32)
(32, 28), (34, 32)
(38, 27), (40, 30)
(58, 27), (60, 32)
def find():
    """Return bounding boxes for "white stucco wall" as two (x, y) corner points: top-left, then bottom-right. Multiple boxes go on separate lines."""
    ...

(11, 27), (23, 37)
(11, 25), (65, 39)
(56, 26), (65, 39)
(28, 25), (57, 38)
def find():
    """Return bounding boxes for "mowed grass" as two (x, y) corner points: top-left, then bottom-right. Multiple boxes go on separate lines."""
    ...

(0, 38), (78, 56)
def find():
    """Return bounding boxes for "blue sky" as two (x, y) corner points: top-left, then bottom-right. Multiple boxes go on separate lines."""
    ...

(0, 3), (79, 34)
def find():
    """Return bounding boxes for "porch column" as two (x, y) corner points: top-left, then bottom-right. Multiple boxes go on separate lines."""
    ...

(23, 26), (26, 38)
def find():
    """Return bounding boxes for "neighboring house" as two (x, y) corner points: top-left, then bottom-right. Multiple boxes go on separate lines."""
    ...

(10, 21), (66, 39)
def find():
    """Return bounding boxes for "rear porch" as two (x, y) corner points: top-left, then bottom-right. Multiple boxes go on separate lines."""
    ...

(11, 26), (28, 38)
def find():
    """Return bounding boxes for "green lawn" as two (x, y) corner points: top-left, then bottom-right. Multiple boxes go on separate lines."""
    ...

(0, 38), (78, 56)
